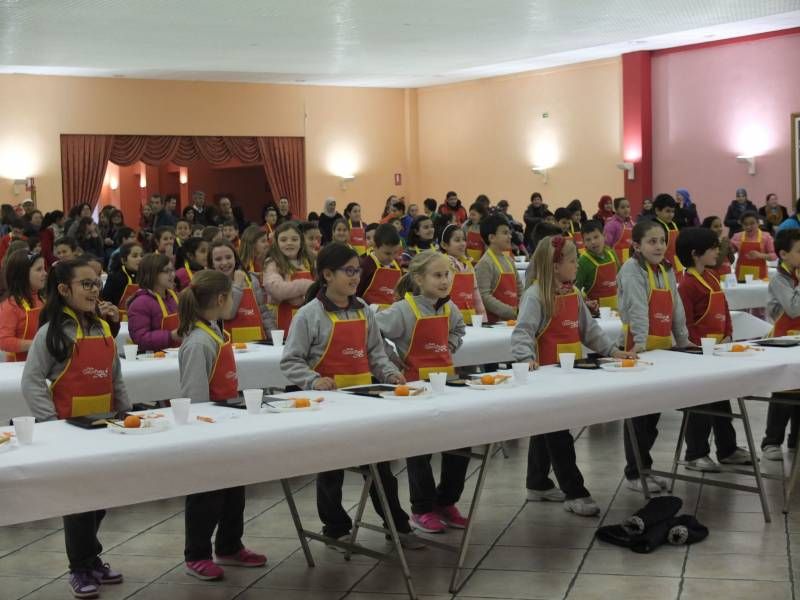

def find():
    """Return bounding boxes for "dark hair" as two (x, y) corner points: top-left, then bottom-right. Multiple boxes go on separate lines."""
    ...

(208, 239), (243, 273)
(262, 204), (278, 223)
(201, 226), (221, 243)
(182, 206), (196, 220)
(613, 197), (628, 210)
(54, 236), (78, 251)
(653, 193), (677, 211)
(3, 250), (43, 306)
(331, 217), (350, 239)
(701, 216), (721, 229)
(26, 236), (40, 252)
(298, 220), (320, 234)
(221, 219), (237, 230)
(307, 211), (319, 222)
(176, 237), (207, 272)
(343, 202), (361, 222)
(136, 253), (170, 292)
(40, 210), (64, 230)
(530, 192), (543, 203)
(40, 258), (104, 362)
(113, 227), (136, 248)
(440, 223), (464, 247)
(446, 191), (458, 200)
(479, 214), (510, 245)
(581, 219), (604, 236)
(766, 193), (777, 203)
(154, 226), (175, 243)
(423, 198), (437, 212)
(373, 223), (401, 248)
(108, 242), (143, 273)
(474, 194), (490, 208)
(393, 201), (406, 214)
(566, 199), (583, 213)
(529, 222), (562, 254)
(365, 222), (379, 234)
(73, 217), (94, 241)
(304, 242), (359, 304)
(553, 207), (571, 221)
(468, 202), (488, 219)
(407, 215), (433, 247)
(738, 210), (759, 224)
(676, 227), (719, 268)
(177, 270), (232, 337)
(775, 228), (800, 255)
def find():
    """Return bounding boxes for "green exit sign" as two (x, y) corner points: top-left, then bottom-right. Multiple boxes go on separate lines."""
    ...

(542, 112), (549, 118)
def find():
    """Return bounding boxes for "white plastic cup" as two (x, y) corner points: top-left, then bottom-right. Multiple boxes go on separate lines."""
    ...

(471, 314), (483, 328)
(701, 337), (717, 356)
(559, 353), (576, 371)
(170, 398), (191, 425)
(725, 274), (738, 288)
(271, 329), (285, 347)
(429, 372), (448, 394)
(12, 416), (35, 445)
(243, 389), (263, 414)
(745, 273), (754, 284)
(512, 362), (529, 385)
(599, 307), (612, 319)
(124, 344), (138, 361)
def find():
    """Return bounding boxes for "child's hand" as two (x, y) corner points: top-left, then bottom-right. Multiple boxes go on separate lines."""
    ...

(312, 377), (336, 391)
(611, 349), (638, 360)
(97, 301), (119, 323)
(233, 270), (247, 286)
(528, 360), (539, 371)
(586, 299), (599, 312)
(387, 373), (407, 385)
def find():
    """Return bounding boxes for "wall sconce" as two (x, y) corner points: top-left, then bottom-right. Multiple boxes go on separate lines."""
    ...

(179, 167), (188, 185)
(616, 162), (635, 181)
(139, 172), (147, 189)
(531, 166), (548, 184)
(12, 179), (26, 196)
(109, 177), (119, 191)
(339, 175), (355, 191)
(736, 155), (756, 176)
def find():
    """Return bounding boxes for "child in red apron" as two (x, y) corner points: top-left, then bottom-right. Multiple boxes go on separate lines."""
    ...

(731, 210), (776, 282)
(376, 251), (470, 533)
(762, 229), (800, 460)
(364, 222), (378, 255)
(464, 202), (488, 263)
(238, 226), (269, 277)
(474, 215), (521, 323)
(21, 258), (131, 599)
(617, 220), (692, 494)
(101, 242), (143, 321)
(0, 251), (46, 361)
(208, 240), (275, 343)
(175, 237), (208, 291)
(441, 225), (486, 323)
(401, 215), (438, 268)
(512, 236), (633, 516)
(604, 197), (634, 264)
(127, 254), (181, 352)
(175, 270), (267, 580)
(344, 202), (367, 255)
(280, 243), (421, 547)
(357, 224), (404, 309)
(575, 220), (619, 311)
(702, 215), (736, 278)
(263, 222), (316, 334)
(676, 227), (751, 472)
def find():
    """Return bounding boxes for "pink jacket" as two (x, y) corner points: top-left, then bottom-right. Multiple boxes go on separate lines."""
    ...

(449, 255), (487, 318)
(127, 288), (178, 351)
(604, 214), (633, 248)
(262, 260), (313, 307)
(730, 231), (776, 261)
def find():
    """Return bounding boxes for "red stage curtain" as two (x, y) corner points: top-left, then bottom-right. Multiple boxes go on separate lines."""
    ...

(258, 137), (306, 218)
(60, 134), (114, 211)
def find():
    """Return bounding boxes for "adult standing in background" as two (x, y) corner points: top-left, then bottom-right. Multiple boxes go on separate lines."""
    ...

(318, 198), (342, 244)
(190, 190), (215, 226)
(674, 188), (700, 229)
(277, 197), (293, 224)
(155, 195), (179, 228)
(592, 196), (615, 223)
(637, 198), (655, 222)
(523, 192), (552, 244)
(759, 193), (788, 234)
(724, 188), (757, 237)
(437, 191), (467, 225)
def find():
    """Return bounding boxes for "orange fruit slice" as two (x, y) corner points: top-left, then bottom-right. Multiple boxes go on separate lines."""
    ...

(293, 398), (311, 408)
(234, 342), (247, 350)
(154, 351), (166, 358)
(507, 320), (517, 326)
(480, 374), (496, 385)
(123, 415), (141, 428)
(394, 385), (410, 397)
(620, 359), (637, 368)
(730, 344), (748, 353)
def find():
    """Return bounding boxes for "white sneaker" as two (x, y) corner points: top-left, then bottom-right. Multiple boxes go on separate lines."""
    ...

(564, 496), (601, 517)
(648, 475), (668, 490)
(527, 487), (566, 502)
(626, 478), (661, 493)
(762, 445), (783, 461)
(719, 447), (754, 465)
(686, 456), (720, 472)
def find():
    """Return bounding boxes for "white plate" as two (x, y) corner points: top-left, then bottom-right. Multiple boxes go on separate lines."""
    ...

(379, 389), (431, 399)
(713, 349), (759, 357)
(0, 438), (15, 453)
(134, 354), (170, 361)
(107, 420), (171, 434)
(599, 362), (649, 372)
(263, 399), (322, 413)
(465, 379), (513, 390)
(233, 346), (250, 354)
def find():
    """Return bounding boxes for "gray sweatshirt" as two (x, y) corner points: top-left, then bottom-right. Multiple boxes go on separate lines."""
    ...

(616, 259), (690, 350)
(511, 283), (617, 363)
(178, 320), (233, 403)
(229, 271), (276, 333)
(376, 294), (465, 369)
(21, 319), (131, 422)
(767, 268), (800, 322)
(475, 249), (523, 320)
(280, 294), (401, 390)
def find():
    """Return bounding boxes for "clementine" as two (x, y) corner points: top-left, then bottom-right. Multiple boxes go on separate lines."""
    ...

(123, 415), (141, 428)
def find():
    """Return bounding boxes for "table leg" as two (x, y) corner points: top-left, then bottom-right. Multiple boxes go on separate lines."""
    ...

(784, 434), (800, 514)
(625, 418), (651, 499)
(668, 410), (689, 494)
(737, 398), (771, 522)
(280, 479), (315, 567)
(345, 467), (373, 561)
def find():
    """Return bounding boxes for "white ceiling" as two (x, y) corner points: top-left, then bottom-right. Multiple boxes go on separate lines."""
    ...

(1, 0), (800, 87)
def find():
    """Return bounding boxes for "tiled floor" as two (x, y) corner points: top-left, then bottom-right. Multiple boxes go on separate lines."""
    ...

(3, 405), (799, 599)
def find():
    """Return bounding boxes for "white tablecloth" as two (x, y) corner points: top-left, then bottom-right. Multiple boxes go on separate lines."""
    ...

(723, 280), (769, 311)
(3, 347), (800, 525)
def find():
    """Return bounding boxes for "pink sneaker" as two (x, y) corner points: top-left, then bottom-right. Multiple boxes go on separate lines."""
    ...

(185, 559), (224, 580)
(215, 547), (267, 568)
(436, 504), (468, 529)
(410, 512), (446, 533)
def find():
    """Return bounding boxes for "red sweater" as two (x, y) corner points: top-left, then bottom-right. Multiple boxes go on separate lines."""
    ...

(678, 269), (732, 344)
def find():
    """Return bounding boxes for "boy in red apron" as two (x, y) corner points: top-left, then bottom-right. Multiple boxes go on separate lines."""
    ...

(732, 211), (776, 282)
(575, 220), (619, 311)
(475, 215), (522, 323)
(676, 227), (750, 472)
(21, 258), (130, 599)
(357, 224), (404, 309)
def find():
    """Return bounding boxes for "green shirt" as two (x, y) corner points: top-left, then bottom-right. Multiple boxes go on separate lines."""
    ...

(576, 247), (618, 295)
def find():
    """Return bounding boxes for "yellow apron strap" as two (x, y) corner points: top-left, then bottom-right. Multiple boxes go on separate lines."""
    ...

(404, 293), (450, 319)
(184, 261), (194, 279)
(687, 268), (719, 293)
(155, 290), (178, 317)
(63, 307), (111, 338)
(195, 320), (224, 346)
(122, 266), (133, 286)
(487, 248), (511, 274)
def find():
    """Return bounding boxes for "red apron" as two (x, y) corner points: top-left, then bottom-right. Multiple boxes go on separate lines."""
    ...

(50, 308), (115, 419)
(715, 260), (732, 277)
(402, 293), (455, 381)
(735, 230), (768, 282)
(536, 290), (583, 366)
(349, 220), (366, 255)
(155, 289), (181, 348)
(613, 221), (633, 264)
(118, 266), (139, 322)
(271, 266), (313, 332)
(485, 249), (519, 324)
(313, 309), (372, 388)
(264, 223), (274, 246)
(657, 218), (683, 280)
(362, 253), (402, 308)
(194, 321), (238, 401)
(584, 249), (619, 309)
(771, 264), (800, 336)
(465, 229), (486, 263)
(223, 274), (265, 343)
(624, 263), (674, 351)
(569, 222), (585, 254)
(248, 259), (263, 276)
(449, 260), (477, 322)
(6, 298), (42, 362)
(686, 268), (728, 344)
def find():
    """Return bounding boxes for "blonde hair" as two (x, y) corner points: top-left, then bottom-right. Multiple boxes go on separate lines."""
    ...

(238, 225), (267, 272)
(395, 250), (450, 298)
(530, 235), (577, 321)
(177, 270), (232, 337)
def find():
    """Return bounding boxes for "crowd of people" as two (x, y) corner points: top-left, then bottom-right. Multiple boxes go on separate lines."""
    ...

(3, 185), (800, 597)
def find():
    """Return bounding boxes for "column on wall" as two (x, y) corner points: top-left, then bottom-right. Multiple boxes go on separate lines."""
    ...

(621, 51), (653, 211)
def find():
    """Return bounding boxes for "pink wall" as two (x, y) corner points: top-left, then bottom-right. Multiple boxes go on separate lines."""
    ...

(652, 33), (800, 221)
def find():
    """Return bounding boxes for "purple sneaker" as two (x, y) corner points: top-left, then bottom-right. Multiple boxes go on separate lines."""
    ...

(69, 570), (99, 599)
(91, 558), (123, 584)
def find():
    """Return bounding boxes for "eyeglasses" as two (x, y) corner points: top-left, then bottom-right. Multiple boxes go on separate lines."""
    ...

(74, 278), (103, 291)
(337, 266), (362, 277)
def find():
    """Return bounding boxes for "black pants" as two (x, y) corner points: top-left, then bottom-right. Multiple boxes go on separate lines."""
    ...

(684, 401), (738, 461)
(624, 414), (660, 480)
(184, 486), (245, 561)
(316, 463), (410, 539)
(63, 510), (106, 571)
(406, 450), (470, 514)
(762, 403), (800, 448)
(526, 431), (590, 500)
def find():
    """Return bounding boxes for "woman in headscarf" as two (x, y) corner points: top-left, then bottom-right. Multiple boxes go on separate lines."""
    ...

(674, 188), (700, 229)
(592, 195), (615, 222)
(317, 197), (343, 245)
(723, 188), (757, 237)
